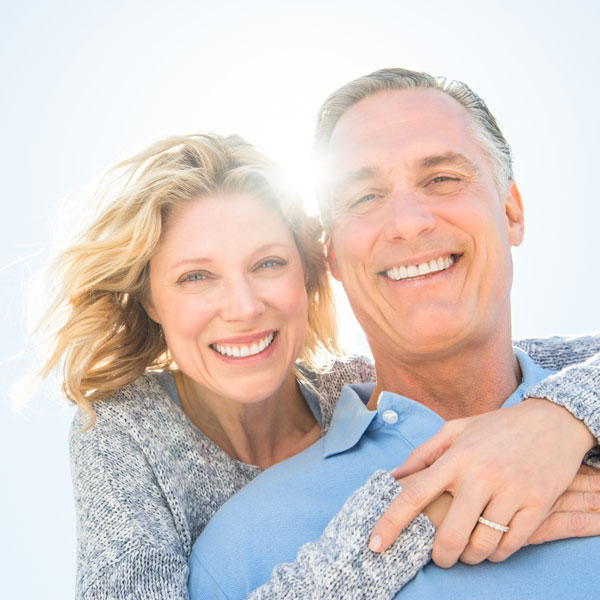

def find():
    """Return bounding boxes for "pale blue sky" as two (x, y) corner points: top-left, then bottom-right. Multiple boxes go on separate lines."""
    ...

(2, 1), (599, 597)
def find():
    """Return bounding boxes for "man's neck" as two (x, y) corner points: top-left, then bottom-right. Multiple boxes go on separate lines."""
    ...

(368, 334), (522, 420)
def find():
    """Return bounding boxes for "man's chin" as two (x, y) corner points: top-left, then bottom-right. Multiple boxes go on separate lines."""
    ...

(379, 316), (477, 358)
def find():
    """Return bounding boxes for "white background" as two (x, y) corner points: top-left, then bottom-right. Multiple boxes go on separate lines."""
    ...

(1, 1), (598, 597)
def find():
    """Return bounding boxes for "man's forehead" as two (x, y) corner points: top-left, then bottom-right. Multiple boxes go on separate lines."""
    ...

(326, 89), (482, 180)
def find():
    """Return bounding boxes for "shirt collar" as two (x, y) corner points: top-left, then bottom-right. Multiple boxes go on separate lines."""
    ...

(322, 349), (556, 458)
(322, 383), (377, 457)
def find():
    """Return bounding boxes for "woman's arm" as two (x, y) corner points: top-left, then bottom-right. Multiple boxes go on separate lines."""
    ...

(189, 471), (436, 600)
(71, 406), (190, 600)
(368, 333), (600, 566)
(516, 334), (600, 441)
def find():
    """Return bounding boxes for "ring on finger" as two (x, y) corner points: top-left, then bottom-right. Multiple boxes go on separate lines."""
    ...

(478, 516), (510, 533)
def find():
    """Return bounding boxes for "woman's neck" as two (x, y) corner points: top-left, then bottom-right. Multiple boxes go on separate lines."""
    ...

(174, 370), (321, 469)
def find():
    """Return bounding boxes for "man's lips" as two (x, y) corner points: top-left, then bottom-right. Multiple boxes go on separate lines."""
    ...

(210, 331), (277, 359)
(383, 254), (458, 281)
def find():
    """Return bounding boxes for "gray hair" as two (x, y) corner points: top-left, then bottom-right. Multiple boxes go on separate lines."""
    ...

(314, 67), (513, 229)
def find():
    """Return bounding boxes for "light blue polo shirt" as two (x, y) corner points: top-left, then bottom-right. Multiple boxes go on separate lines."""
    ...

(188, 350), (600, 599)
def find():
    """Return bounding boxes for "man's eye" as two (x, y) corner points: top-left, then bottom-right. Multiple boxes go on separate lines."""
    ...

(350, 193), (378, 208)
(430, 176), (458, 184)
(426, 175), (463, 193)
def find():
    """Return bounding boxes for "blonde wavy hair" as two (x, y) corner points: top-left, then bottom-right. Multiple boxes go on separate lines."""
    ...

(36, 133), (339, 423)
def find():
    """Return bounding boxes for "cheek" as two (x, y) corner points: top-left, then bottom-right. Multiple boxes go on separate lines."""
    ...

(273, 273), (309, 331)
(160, 294), (215, 340)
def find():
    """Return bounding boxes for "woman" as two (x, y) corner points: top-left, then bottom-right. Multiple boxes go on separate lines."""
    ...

(35, 133), (600, 599)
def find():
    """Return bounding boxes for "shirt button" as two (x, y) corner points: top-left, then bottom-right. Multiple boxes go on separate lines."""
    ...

(382, 409), (399, 424)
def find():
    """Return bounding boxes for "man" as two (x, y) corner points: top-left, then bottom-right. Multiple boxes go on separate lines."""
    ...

(187, 69), (600, 599)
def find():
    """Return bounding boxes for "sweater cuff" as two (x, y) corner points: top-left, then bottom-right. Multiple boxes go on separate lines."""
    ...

(524, 364), (600, 444)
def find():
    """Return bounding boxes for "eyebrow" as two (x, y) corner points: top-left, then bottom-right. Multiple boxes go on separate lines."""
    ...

(416, 152), (479, 173)
(331, 166), (385, 198)
(170, 242), (290, 271)
(332, 152), (479, 197)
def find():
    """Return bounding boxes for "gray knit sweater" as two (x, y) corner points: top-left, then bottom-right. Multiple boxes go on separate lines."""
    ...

(70, 335), (600, 599)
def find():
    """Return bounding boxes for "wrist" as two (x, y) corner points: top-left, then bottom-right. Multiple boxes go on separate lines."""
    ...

(525, 397), (596, 455)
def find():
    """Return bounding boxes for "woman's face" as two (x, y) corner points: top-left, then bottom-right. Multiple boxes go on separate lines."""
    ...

(146, 193), (308, 404)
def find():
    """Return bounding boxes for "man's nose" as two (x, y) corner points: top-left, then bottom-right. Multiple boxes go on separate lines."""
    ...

(384, 185), (435, 242)
(220, 276), (266, 322)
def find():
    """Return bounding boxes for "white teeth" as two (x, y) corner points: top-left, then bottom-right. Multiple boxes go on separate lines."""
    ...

(385, 255), (455, 281)
(211, 332), (275, 358)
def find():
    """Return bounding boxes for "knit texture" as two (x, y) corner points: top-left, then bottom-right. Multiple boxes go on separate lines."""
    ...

(248, 471), (435, 600)
(71, 336), (600, 599)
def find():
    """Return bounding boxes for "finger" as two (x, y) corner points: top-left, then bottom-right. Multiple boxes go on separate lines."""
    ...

(390, 431), (454, 480)
(528, 512), (600, 544)
(442, 491), (520, 567)
(576, 464), (598, 476)
(552, 490), (600, 513)
(369, 470), (450, 553)
(432, 476), (514, 567)
(488, 505), (544, 562)
(565, 470), (600, 493)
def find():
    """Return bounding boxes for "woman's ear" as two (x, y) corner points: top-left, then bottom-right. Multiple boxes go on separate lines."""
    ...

(142, 296), (161, 324)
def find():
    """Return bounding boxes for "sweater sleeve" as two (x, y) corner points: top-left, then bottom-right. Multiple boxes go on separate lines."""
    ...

(514, 333), (600, 442)
(79, 546), (189, 600)
(70, 405), (190, 600)
(246, 471), (434, 600)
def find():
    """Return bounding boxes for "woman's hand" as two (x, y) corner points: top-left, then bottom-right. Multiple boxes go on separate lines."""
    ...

(368, 398), (596, 567)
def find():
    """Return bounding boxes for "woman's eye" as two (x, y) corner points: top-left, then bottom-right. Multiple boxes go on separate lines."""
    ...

(181, 272), (207, 283)
(259, 259), (285, 269)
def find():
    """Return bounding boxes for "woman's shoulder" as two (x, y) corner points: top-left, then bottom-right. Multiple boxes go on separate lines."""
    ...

(69, 372), (181, 447)
(315, 355), (376, 393)
(303, 355), (375, 432)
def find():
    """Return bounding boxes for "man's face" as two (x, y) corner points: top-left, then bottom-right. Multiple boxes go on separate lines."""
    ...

(325, 89), (524, 360)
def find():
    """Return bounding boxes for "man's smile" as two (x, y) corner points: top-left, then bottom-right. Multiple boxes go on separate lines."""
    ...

(383, 254), (458, 281)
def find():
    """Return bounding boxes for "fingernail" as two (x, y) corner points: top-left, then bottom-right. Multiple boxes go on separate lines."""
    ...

(369, 535), (382, 552)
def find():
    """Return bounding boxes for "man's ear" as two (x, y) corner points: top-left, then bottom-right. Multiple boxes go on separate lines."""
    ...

(504, 182), (525, 247)
(326, 237), (341, 281)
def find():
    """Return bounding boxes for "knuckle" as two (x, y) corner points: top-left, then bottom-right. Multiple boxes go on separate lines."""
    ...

(436, 526), (469, 554)
(488, 548), (512, 563)
(400, 482), (429, 508)
(590, 473), (600, 492)
(585, 491), (600, 512)
(568, 511), (589, 534)
(376, 510), (402, 532)
(498, 531), (524, 556)
(467, 535), (497, 557)
(460, 551), (483, 566)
